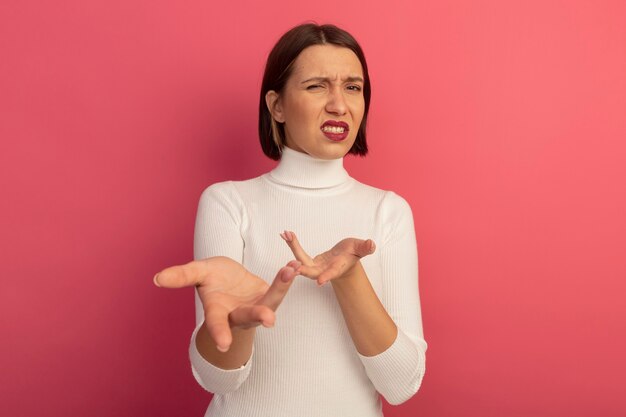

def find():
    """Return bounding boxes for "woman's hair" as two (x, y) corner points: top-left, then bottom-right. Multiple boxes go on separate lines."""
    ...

(259, 23), (371, 160)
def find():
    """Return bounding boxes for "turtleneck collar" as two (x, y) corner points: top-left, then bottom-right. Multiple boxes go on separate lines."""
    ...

(267, 146), (351, 189)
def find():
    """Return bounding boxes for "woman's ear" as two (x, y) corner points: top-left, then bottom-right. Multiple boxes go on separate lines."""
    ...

(265, 90), (285, 123)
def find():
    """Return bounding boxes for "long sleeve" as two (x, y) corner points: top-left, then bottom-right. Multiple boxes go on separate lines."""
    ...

(180, 148), (428, 416)
(357, 191), (427, 405)
(189, 181), (254, 394)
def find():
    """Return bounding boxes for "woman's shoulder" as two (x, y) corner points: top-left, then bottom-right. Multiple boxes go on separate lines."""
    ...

(199, 180), (235, 198)
(198, 176), (264, 204)
(351, 179), (412, 210)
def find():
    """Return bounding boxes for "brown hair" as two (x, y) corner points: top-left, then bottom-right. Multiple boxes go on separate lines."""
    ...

(259, 23), (371, 160)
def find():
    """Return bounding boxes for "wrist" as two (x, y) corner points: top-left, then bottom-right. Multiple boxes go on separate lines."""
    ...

(332, 260), (363, 289)
(196, 323), (256, 369)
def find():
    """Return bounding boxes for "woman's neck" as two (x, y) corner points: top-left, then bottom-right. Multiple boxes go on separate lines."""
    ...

(267, 146), (350, 189)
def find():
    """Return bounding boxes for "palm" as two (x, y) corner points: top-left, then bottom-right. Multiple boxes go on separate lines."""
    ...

(280, 231), (376, 285)
(308, 240), (359, 275)
(154, 256), (300, 350)
(195, 257), (270, 325)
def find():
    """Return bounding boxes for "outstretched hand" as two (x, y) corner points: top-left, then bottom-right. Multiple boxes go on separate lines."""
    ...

(280, 231), (376, 286)
(154, 256), (300, 352)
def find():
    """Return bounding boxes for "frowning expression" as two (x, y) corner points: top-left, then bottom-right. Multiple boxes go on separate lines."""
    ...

(266, 44), (365, 160)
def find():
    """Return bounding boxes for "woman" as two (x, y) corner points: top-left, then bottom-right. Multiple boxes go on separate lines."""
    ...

(154, 23), (427, 416)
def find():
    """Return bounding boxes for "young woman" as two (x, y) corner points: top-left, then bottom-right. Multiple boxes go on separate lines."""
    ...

(154, 23), (427, 417)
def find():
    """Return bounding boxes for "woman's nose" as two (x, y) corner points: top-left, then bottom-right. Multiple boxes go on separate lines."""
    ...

(325, 88), (347, 115)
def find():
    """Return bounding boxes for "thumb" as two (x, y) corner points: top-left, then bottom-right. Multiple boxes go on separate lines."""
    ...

(153, 260), (206, 288)
(354, 239), (376, 258)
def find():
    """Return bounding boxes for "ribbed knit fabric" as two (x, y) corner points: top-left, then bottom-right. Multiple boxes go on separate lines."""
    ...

(190, 146), (427, 417)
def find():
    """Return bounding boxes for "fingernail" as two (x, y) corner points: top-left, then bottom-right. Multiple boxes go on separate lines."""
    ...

(153, 273), (161, 287)
(281, 271), (292, 283)
(217, 345), (229, 353)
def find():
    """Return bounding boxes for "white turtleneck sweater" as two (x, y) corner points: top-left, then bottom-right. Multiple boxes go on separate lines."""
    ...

(190, 146), (426, 417)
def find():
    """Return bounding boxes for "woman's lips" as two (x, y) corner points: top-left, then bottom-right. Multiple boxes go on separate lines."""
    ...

(321, 121), (349, 141)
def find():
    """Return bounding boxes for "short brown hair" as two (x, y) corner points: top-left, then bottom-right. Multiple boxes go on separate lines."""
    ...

(259, 23), (371, 160)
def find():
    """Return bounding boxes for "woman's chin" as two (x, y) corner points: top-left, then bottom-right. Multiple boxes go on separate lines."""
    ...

(313, 140), (356, 160)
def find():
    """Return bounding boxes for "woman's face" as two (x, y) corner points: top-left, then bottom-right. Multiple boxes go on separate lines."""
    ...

(267, 44), (365, 160)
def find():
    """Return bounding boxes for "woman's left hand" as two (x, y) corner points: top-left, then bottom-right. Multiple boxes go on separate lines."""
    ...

(280, 230), (376, 286)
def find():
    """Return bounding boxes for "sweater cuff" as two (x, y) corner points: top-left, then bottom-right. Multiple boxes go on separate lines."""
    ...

(357, 329), (426, 405)
(189, 323), (254, 394)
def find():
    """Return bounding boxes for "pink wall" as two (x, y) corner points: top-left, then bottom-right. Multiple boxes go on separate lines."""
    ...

(2, 1), (625, 416)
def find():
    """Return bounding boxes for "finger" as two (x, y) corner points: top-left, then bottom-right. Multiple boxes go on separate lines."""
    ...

(354, 239), (376, 258)
(258, 260), (301, 311)
(153, 259), (208, 289)
(295, 263), (323, 280)
(229, 305), (275, 328)
(317, 262), (344, 286)
(279, 231), (314, 265)
(205, 304), (232, 352)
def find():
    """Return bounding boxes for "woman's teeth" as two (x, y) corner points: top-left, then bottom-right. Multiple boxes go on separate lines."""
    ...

(322, 126), (345, 133)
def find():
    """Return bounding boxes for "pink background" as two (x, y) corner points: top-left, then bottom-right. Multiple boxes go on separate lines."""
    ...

(1, 1), (625, 416)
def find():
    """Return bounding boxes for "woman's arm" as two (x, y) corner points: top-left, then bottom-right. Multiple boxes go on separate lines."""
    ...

(156, 254), (299, 394)
(330, 261), (398, 356)
(192, 259), (299, 370)
(350, 191), (426, 405)
(156, 182), (298, 392)
(190, 182), (255, 374)
(331, 254), (425, 405)
(280, 191), (426, 404)
(195, 325), (256, 369)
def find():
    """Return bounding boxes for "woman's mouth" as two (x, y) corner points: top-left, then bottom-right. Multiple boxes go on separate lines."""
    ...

(321, 121), (349, 141)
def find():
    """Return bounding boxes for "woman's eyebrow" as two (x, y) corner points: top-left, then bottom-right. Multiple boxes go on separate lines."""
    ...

(301, 76), (364, 84)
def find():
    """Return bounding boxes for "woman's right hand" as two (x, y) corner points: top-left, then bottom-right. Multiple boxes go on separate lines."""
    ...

(154, 256), (300, 352)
